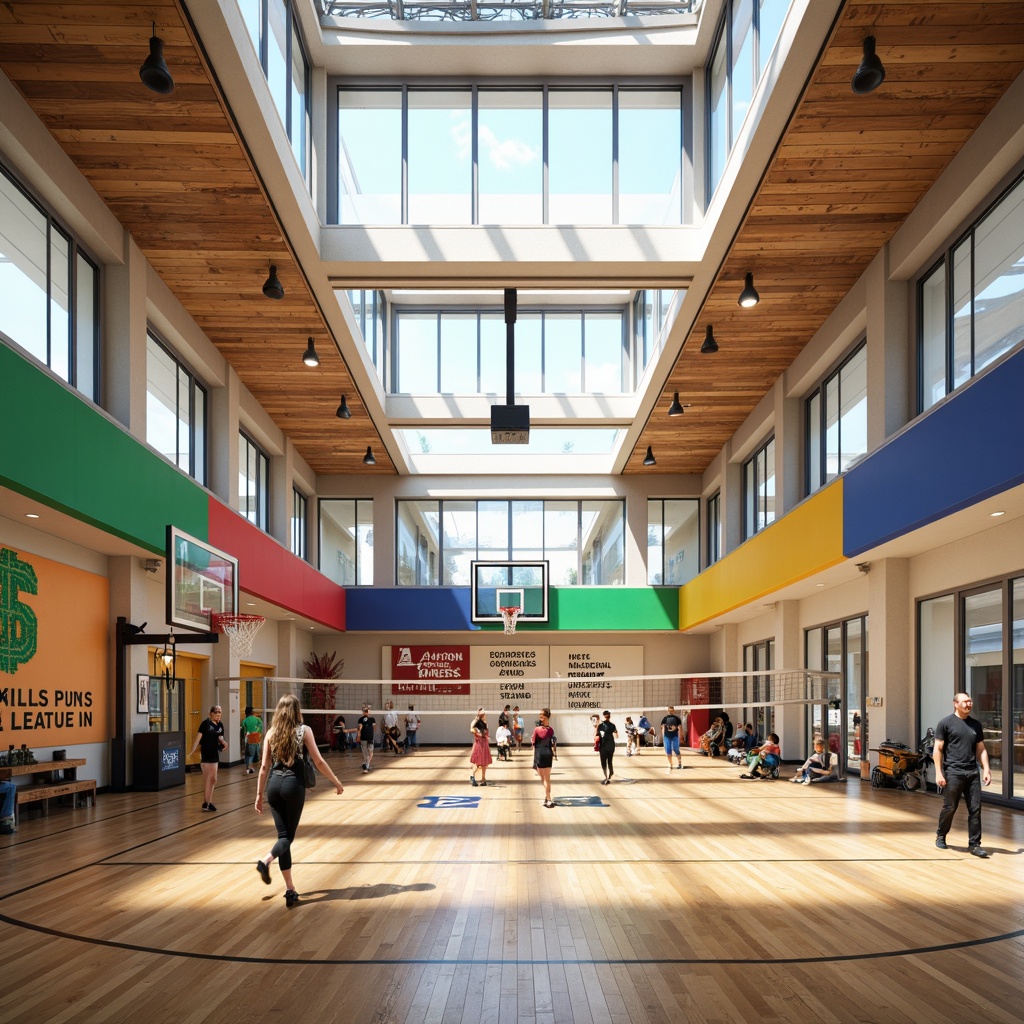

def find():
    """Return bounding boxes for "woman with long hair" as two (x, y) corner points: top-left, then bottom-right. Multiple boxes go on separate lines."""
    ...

(254, 693), (344, 907)
(469, 708), (492, 786)
(532, 709), (557, 808)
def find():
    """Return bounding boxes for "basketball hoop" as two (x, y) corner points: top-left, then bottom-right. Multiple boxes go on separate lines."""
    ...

(211, 612), (265, 659)
(499, 606), (520, 635)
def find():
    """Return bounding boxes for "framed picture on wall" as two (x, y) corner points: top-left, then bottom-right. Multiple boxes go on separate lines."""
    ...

(137, 674), (151, 714)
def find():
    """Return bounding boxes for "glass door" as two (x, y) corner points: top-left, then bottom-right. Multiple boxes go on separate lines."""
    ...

(1013, 578), (1023, 800)
(963, 585), (1004, 795)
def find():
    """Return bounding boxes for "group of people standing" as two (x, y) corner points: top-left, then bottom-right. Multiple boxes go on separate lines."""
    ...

(468, 707), (557, 806)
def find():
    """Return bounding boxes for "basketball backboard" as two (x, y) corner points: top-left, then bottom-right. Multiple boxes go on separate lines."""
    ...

(470, 560), (549, 625)
(166, 525), (238, 632)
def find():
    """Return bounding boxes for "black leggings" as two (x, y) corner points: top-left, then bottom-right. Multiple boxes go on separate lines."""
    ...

(266, 772), (305, 870)
(600, 748), (615, 776)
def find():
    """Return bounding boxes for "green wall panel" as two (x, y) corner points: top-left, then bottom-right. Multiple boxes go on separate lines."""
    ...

(544, 586), (679, 631)
(0, 345), (208, 551)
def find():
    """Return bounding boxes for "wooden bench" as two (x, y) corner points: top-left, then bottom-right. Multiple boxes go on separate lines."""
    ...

(15, 778), (96, 823)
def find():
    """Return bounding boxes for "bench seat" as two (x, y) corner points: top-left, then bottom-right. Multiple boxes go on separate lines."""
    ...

(15, 778), (96, 823)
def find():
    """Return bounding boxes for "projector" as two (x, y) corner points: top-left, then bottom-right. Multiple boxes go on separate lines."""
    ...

(490, 403), (530, 444)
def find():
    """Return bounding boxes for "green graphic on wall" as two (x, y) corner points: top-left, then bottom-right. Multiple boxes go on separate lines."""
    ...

(0, 547), (38, 674)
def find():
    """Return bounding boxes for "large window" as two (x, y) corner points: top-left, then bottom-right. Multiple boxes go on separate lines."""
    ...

(396, 499), (624, 586)
(320, 499), (374, 585)
(706, 0), (790, 200)
(806, 341), (867, 494)
(146, 331), (207, 484)
(918, 576), (1024, 804)
(393, 307), (626, 395)
(334, 85), (685, 226)
(238, 432), (269, 531)
(806, 615), (867, 769)
(743, 436), (775, 538)
(291, 488), (307, 560)
(647, 499), (700, 585)
(240, 0), (310, 183)
(918, 171), (1024, 412)
(0, 161), (99, 400)
(347, 289), (387, 375)
(707, 491), (722, 566)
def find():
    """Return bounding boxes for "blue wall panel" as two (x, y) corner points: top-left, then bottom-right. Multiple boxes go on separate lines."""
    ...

(844, 348), (1024, 556)
(346, 587), (478, 631)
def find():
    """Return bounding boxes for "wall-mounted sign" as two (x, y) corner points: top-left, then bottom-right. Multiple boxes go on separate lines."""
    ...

(391, 645), (470, 681)
(0, 546), (109, 745)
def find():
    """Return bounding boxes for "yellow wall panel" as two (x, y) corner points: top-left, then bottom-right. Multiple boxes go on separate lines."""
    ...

(679, 480), (846, 630)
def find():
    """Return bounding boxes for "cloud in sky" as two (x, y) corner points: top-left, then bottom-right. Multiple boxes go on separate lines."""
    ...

(452, 118), (540, 170)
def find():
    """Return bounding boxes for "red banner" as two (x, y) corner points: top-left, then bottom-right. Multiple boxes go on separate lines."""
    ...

(391, 645), (470, 682)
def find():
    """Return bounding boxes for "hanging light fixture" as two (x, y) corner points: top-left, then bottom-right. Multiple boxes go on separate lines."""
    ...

(139, 23), (175, 95)
(737, 272), (760, 308)
(302, 337), (319, 367)
(262, 265), (284, 300)
(667, 392), (686, 417)
(701, 325), (719, 354)
(852, 36), (886, 95)
(335, 395), (351, 420)
(643, 446), (657, 467)
(363, 446), (376, 466)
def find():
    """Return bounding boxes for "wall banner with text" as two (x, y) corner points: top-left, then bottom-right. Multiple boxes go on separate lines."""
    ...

(0, 546), (110, 745)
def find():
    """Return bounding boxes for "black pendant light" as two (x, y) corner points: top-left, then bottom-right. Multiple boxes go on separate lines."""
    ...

(643, 446), (657, 467)
(701, 325), (719, 354)
(737, 272), (760, 308)
(262, 265), (284, 300)
(302, 338), (319, 367)
(363, 446), (376, 466)
(668, 392), (686, 417)
(852, 36), (885, 95)
(140, 24), (175, 95)
(335, 395), (351, 420)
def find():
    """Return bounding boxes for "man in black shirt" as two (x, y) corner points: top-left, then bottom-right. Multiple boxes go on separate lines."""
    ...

(357, 705), (376, 774)
(934, 692), (991, 857)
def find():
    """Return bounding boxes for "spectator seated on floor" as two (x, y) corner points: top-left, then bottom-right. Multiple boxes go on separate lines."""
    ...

(791, 739), (839, 784)
(726, 724), (758, 763)
(741, 733), (781, 779)
(700, 717), (726, 757)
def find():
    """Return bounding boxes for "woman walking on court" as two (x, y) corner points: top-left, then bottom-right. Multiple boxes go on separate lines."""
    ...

(469, 708), (492, 786)
(532, 709), (558, 807)
(254, 693), (344, 907)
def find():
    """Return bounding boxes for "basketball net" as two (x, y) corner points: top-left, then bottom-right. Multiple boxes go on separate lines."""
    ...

(499, 606), (520, 635)
(211, 612), (265, 659)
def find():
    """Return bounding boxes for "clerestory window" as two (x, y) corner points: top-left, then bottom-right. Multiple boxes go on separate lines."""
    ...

(331, 84), (686, 227)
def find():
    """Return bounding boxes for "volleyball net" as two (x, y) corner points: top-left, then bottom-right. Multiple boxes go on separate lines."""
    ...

(224, 670), (841, 748)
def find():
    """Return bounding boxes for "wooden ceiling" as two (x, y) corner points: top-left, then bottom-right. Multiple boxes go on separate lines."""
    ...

(630, 0), (1024, 473)
(1, 1), (1022, 479)
(0, 0), (392, 474)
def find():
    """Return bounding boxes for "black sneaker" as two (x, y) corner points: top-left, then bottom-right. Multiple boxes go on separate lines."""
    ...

(285, 889), (300, 908)
(968, 845), (989, 858)
(935, 837), (948, 850)
(201, 802), (209, 811)
(206, 803), (217, 812)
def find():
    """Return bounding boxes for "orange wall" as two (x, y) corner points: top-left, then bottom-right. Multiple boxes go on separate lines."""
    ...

(0, 546), (110, 747)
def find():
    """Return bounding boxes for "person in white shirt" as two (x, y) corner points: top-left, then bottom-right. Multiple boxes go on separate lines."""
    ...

(495, 723), (512, 761)
(382, 701), (402, 755)
(404, 705), (421, 751)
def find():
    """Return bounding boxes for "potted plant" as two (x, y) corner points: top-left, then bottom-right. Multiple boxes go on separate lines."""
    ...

(302, 650), (343, 747)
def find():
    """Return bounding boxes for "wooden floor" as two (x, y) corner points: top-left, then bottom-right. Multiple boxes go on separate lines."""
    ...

(1, 745), (1022, 1024)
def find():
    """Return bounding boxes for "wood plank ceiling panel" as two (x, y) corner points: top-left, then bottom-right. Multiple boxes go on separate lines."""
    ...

(628, 0), (1024, 474)
(0, 0), (391, 475)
